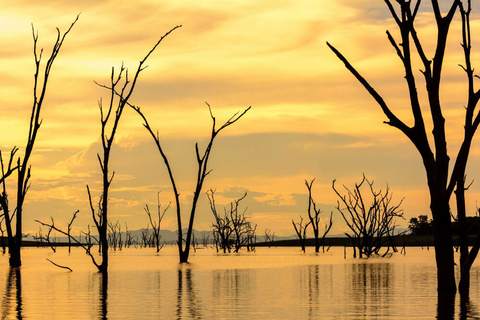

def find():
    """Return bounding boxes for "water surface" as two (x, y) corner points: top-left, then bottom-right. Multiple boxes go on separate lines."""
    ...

(1, 246), (479, 319)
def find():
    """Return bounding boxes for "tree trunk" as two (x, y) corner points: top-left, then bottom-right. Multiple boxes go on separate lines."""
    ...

(431, 197), (456, 293)
(9, 243), (21, 268)
(179, 249), (189, 263)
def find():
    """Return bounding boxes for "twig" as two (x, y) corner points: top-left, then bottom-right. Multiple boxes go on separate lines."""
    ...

(46, 258), (73, 272)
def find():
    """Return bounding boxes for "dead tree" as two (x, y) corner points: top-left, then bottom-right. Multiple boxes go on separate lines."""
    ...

(35, 26), (180, 272)
(0, 217), (5, 253)
(130, 103), (250, 263)
(43, 219), (57, 253)
(35, 218), (96, 266)
(207, 189), (255, 253)
(327, 0), (480, 295)
(201, 233), (210, 247)
(85, 25), (180, 272)
(0, 148), (19, 257)
(67, 210), (79, 253)
(332, 175), (403, 258)
(264, 229), (275, 247)
(229, 193), (255, 253)
(292, 216), (311, 253)
(305, 179), (333, 253)
(145, 192), (169, 252)
(124, 222), (135, 248)
(140, 226), (151, 248)
(207, 189), (233, 253)
(33, 217), (58, 252)
(107, 220), (122, 251)
(0, 17), (78, 267)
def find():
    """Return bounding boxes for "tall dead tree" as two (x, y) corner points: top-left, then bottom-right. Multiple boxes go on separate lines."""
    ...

(327, 0), (480, 294)
(36, 26), (180, 272)
(305, 179), (333, 253)
(88, 25), (180, 272)
(0, 18), (78, 267)
(332, 176), (403, 258)
(131, 103), (250, 263)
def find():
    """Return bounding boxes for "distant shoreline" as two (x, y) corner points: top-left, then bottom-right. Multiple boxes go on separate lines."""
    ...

(1, 234), (477, 249)
(256, 234), (478, 248)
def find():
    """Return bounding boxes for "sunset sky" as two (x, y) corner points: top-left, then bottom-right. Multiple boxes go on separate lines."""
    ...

(1, 0), (480, 237)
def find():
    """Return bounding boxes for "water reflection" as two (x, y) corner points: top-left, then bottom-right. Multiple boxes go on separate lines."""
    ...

(176, 266), (202, 320)
(2, 267), (23, 320)
(99, 273), (108, 320)
(349, 263), (392, 317)
(1, 247), (480, 319)
(305, 265), (320, 320)
(457, 292), (479, 320)
(210, 268), (253, 319)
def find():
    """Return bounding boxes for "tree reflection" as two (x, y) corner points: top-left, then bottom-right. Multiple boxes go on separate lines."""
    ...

(307, 265), (320, 319)
(96, 272), (108, 320)
(457, 291), (478, 320)
(436, 288), (480, 319)
(349, 263), (391, 316)
(2, 267), (23, 320)
(176, 266), (202, 320)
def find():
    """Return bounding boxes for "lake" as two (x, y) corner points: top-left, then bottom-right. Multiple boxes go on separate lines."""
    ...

(1, 246), (479, 319)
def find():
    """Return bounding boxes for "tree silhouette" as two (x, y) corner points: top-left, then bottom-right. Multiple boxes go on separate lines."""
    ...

(36, 25), (181, 272)
(333, 175), (403, 258)
(292, 216), (310, 253)
(207, 189), (256, 253)
(305, 179), (333, 253)
(328, 0), (480, 294)
(145, 192), (169, 253)
(131, 103), (250, 263)
(0, 17), (78, 267)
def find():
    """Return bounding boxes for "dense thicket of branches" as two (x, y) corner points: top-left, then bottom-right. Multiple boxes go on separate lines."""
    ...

(207, 189), (256, 253)
(333, 176), (403, 258)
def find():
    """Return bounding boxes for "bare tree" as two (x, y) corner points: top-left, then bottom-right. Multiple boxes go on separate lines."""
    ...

(0, 217), (5, 254)
(35, 26), (180, 272)
(35, 218), (97, 266)
(67, 210), (79, 253)
(305, 179), (333, 253)
(145, 192), (169, 252)
(107, 220), (123, 251)
(292, 216), (311, 253)
(201, 233), (210, 248)
(0, 148), (19, 257)
(332, 175), (403, 258)
(130, 103), (250, 263)
(207, 189), (233, 253)
(140, 226), (151, 248)
(124, 222), (136, 248)
(327, 0), (480, 295)
(264, 229), (275, 247)
(84, 25), (181, 272)
(207, 189), (256, 253)
(0, 18), (78, 267)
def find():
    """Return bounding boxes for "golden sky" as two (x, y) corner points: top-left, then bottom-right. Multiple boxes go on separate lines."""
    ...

(2, 0), (480, 237)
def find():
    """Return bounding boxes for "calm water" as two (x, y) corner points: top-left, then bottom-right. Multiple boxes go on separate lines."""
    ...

(1, 246), (479, 319)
